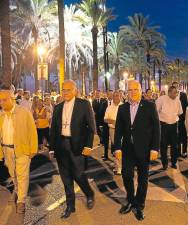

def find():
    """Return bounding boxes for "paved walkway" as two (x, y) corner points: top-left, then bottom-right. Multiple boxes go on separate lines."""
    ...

(0, 142), (188, 225)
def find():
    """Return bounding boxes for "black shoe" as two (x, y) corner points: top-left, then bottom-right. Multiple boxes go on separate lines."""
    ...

(182, 153), (187, 158)
(87, 196), (95, 209)
(119, 203), (133, 214)
(132, 208), (145, 221)
(61, 207), (75, 219)
(162, 164), (168, 170)
(102, 157), (109, 161)
(171, 164), (177, 169)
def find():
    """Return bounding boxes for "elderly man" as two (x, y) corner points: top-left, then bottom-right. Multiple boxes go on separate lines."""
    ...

(0, 86), (38, 214)
(114, 80), (160, 221)
(50, 80), (95, 219)
(156, 86), (183, 170)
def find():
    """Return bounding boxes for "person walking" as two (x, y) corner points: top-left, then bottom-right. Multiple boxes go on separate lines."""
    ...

(50, 80), (95, 219)
(0, 86), (38, 214)
(156, 86), (183, 169)
(114, 80), (160, 221)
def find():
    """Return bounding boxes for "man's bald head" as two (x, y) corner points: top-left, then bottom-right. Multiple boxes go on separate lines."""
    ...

(127, 80), (142, 103)
(62, 80), (77, 102)
(0, 89), (15, 111)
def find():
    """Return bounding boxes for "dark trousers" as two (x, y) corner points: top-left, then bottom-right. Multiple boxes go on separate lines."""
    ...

(37, 127), (50, 145)
(178, 120), (187, 155)
(95, 118), (103, 144)
(122, 145), (149, 210)
(102, 123), (109, 158)
(160, 122), (178, 166)
(56, 137), (94, 209)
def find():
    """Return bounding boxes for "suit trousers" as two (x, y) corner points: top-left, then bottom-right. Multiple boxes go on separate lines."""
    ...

(56, 137), (94, 209)
(103, 123), (110, 158)
(178, 120), (187, 155)
(121, 144), (149, 210)
(160, 122), (178, 166)
(3, 147), (31, 203)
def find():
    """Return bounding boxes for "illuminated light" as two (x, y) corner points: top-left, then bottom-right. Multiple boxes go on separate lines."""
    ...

(164, 85), (168, 89)
(105, 72), (111, 79)
(37, 46), (46, 57)
(123, 72), (129, 79)
(151, 80), (155, 85)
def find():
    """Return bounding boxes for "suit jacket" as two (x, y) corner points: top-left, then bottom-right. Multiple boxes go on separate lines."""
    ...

(179, 92), (187, 121)
(92, 98), (106, 124)
(50, 98), (95, 157)
(114, 100), (160, 160)
(0, 105), (38, 160)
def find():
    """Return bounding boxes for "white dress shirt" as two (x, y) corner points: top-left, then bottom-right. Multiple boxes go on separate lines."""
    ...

(129, 102), (140, 125)
(20, 99), (32, 112)
(2, 105), (15, 145)
(156, 95), (183, 124)
(61, 97), (75, 137)
(104, 102), (122, 128)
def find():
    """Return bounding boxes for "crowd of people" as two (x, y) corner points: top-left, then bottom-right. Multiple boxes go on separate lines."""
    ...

(0, 79), (187, 221)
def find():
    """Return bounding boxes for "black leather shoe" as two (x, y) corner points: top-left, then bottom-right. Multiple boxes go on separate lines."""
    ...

(119, 203), (133, 214)
(171, 164), (177, 169)
(182, 153), (187, 158)
(162, 164), (168, 170)
(61, 207), (75, 219)
(132, 208), (145, 221)
(87, 196), (95, 209)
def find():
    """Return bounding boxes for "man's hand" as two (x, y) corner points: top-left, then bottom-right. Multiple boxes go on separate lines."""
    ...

(114, 150), (122, 161)
(150, 150), (158, 161)
(29, 153), (37, 159)
(82, 147), (92, 156)
(49, 151), (54, 160)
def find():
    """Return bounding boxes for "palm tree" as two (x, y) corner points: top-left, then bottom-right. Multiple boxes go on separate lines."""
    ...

(12, 0), (57, 91)
(77, 0), (114, 90)
(107, 32), (125, 88)
(0, 0), (12, 87)
(120, 13), (166, 88)
(57, 0), (66, 93)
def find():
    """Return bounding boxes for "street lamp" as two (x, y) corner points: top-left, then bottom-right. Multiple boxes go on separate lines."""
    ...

(37, 45), (48, 95)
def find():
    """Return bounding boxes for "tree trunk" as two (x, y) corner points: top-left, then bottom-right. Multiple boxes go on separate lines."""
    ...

(91, 26), (99, 91)
(32, 26), (39, 91)
(139, 73), (143, 88)
(57, 0), (66, 94)
(0, 0), (12, 87)
(114, 63), (120, 90)
(153, 61), (156, 81)
(158, 69), (162, 91)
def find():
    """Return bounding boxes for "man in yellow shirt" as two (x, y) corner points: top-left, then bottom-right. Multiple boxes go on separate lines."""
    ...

(0, 86), (38, 214)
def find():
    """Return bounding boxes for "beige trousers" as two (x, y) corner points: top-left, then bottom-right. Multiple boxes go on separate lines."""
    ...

(109, 128), (122, 173)
(3, 147), (31, 203)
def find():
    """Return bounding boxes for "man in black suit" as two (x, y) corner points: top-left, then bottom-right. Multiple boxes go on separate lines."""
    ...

(114, 80), (160, 221)
(172, 82), (188, 158)
(50, 80), (95, 219)
(92, 90), (104, 145)
(100, 90), (113, 160)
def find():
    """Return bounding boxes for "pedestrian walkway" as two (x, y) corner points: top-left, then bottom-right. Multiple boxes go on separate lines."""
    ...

(0, 146), (188, 225)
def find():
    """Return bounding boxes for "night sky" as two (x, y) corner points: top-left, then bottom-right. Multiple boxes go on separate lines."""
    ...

(64, 0), (188, 59)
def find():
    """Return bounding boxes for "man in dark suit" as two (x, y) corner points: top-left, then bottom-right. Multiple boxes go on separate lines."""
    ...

(50, 80), (95, 219)
(100, 90), (114, 160)
(92, 90), (104, 145)
(172, 82), (188, 158)
(114, 80), (160, 221)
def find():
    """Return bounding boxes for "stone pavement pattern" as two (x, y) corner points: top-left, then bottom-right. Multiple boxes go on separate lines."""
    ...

(0, 139), (188, 225)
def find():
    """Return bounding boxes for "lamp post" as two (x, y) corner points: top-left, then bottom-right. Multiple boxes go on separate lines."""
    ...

(37, 45), (48, 97)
